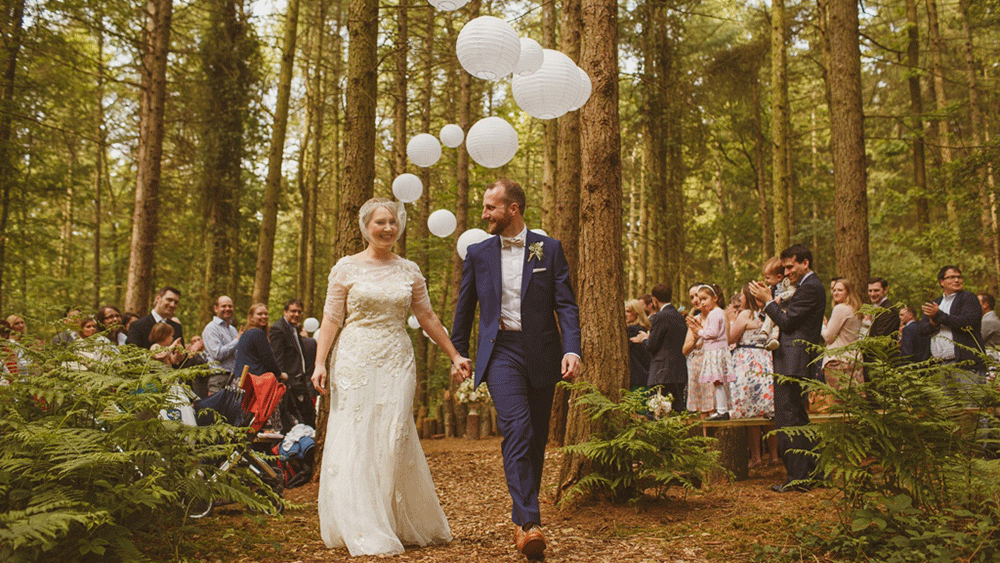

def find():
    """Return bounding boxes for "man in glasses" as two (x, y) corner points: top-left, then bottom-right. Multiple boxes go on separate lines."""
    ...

(919, 265), (985, 401)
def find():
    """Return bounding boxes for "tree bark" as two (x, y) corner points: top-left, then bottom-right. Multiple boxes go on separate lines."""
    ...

(925, 0), (955, 223)
(414, 3), (435, 411)
(252, 0), (301, 305)
(0, 0), (25, 312)
(93, 25), (106, 311)
(751, 76), (772, 260)
(303, 0), (328, 311)
(771, 0), (791, 250)
(124, 0), (173, 314)
(557, 0), (628, 501)
(541, 0), (558, 233)
(905, 0), (929, 229)
(827, 0), (870, 291)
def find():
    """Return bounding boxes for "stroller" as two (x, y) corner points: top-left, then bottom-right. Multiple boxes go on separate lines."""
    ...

(186, 367), (288, 519)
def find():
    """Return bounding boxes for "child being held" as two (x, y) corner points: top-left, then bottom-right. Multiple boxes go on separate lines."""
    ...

(759, 257), (796, 351)
(149, 322), (179, 365)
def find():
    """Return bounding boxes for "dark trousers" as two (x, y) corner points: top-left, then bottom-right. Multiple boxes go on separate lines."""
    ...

(660, 382), (687, 414)
(486, 331), (556, 527)
(773, 378), (817, 483)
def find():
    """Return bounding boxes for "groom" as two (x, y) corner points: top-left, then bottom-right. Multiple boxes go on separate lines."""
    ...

(451, 178), (582, 560)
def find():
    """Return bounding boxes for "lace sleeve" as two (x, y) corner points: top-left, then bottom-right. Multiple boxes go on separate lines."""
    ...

(408, 261), (433, 319)
(323, 263), (349, 328)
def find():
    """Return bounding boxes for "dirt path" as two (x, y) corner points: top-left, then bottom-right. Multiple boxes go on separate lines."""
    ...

(153, 437), (834, 562)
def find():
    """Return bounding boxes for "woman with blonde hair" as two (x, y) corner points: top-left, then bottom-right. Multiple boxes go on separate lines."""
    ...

(233, 303), (283, 380)
(816, 277), (864, 410)
(625, 299), (651, 389)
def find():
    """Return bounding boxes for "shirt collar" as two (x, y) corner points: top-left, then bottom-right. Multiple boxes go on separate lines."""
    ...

(212, 316), (232, 327)
(800, 271), (814, 283)
(151, 310), (164, 323)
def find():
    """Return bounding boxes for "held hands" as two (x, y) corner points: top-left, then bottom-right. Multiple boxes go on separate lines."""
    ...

(450, 356), (473, 384)
(629, 331), (648, 343)
(561, 354), (582, 381)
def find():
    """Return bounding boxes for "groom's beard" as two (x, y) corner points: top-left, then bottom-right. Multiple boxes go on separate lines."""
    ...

(487, 214), (513, 235)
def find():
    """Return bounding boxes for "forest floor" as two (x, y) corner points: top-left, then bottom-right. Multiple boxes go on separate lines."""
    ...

(140, 437), (837, 563)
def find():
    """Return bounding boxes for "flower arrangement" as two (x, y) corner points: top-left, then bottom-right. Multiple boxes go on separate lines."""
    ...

(455, 376), (491, 407)
(528, 241), (544, 261)
(646, 391), (673, 420)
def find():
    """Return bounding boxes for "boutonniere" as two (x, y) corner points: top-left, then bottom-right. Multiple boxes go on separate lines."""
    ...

(528, 241), (544, 262)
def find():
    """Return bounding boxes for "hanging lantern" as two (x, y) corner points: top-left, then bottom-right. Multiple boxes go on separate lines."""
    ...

(568, 66), (592, 111)
(407, 133), (442, 167)
(303, 317), (320, 333)
(439, 124), (465, 148)
(392, 173), (423, 203)
(511, 49), (583, 119)
(407, 315), (420, 330)
(456, 16), (521, 81)
(465, 116), (519, 169)
(530, 228), (548, 237)
(427, 0), (469, 11)
(513, 38), (543, 76)
(427, 209), (458, 237)
(457, 228), (491, 259)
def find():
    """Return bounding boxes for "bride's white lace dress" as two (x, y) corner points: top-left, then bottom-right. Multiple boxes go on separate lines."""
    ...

(318, 254), (452, 556)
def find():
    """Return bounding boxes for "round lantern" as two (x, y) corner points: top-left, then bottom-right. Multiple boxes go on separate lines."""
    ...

(530, 228), (548, 237)
(511, 49), (583, 119)
(465, 116), (519, 168)
(569, 66), (592, 111)
(407, 315), (420, 330)
(428, 209), (458, 237)
(407, 133), (442, 167)
(392, 173), (423, 203)
(427, 0), (469, 11)
(456, 228), (491, 259)
(439, 124), (465, 148)
(456, 16), (521, 81)
(514, 38), (544, 76)
(303, 317), (320, 333)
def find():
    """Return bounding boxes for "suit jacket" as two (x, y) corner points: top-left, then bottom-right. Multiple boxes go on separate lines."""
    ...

(917, 290), (984, 370)
(269, 317), (308, 390)
(981, 311), (1000, 348)
(451, 230), (582, 389)
(646, 304), (688, 386)
(626, 324), (651, 388)
(868, 298), (901, 339)
(900, 320), (930, 363)
(763, 271), (825, 379)
(125, 313), (183, 350)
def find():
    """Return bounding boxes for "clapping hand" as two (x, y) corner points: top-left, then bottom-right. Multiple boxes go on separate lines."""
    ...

(685, 315), (702, 333)
(747, 280), (771, 307)
(629, 331), (648, 343)
(922, 301), (940, 325)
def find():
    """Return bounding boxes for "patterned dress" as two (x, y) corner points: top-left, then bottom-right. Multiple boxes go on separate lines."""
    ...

(686, 335), (714, 413)
(730, 326), (775, 419)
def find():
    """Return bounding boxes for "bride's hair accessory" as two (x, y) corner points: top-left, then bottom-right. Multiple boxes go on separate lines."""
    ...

(358, 197), (407, 242)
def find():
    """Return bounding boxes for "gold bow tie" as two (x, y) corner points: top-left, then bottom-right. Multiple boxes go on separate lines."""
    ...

(501, 237), (525, 248)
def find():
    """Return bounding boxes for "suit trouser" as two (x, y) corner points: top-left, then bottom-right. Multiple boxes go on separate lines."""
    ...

(485, 331), (555, 526)
(773, 378), (817, 483)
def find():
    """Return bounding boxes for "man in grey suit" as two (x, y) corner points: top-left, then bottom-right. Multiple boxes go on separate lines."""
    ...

(637, 284), (687, 413)
(978, 293), (1000, 349)
(750, 244), (825, 492)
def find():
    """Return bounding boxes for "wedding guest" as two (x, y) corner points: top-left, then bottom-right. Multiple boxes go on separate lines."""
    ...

(76, 316), (100, 340)
(233, 303), (283, 381)
(52, 307), (82, 345)
(978, 293), (1000, 349)
(687, 284), (732, 421)
(729, 285), (777, 467)
(899, 305), (929, 363)
(149, 322), (182, 366)
(817, 278), (863, 411)
(5, 315), (25, 342)
(641, 294), (655, 316)
(122, 312), (139, 334)
(624, 299), (651, 391)
(918, 265), (984, 402)
(637, 285), (688, 413)
(684, 284), (714, 417)
(96, 305), (127, 345)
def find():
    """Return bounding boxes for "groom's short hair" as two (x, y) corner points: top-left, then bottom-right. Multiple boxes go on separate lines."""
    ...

(487, 178), (526, 215)
(651, 284), (671, 303)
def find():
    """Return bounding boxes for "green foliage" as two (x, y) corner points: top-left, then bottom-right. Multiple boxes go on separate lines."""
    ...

(0, 339), (280, 563)
(558, 382), (722, 505)
(762, 323), (1000, 562)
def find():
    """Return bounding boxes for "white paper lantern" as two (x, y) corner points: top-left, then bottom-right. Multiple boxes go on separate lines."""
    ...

(427, 0), (469, 11)
(456, 16), (521, 81)
(465, 116), (519, 168)
(392, 173), (423, 203)
(439, 124), (465, 148)
(457, 228), (491, 259)
(568, 66), (592, 111)
(428, 209), (458, 237)
(530, 228), (548, 237)
(407, 315), (420, 330)
(511, 49), (583, 119)
(303, 317), (320, 333)
(514, 38), (544, 76)
(407, 133), (442, 167)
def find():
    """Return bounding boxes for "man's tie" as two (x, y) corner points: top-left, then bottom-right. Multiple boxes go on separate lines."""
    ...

(501, 236), (524, 249)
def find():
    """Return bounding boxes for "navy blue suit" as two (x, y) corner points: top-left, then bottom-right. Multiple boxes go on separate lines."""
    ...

(451, 230), (581, 527)
(900, 320), (930, 363)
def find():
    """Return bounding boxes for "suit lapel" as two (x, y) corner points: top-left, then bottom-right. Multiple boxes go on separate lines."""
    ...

(520, 230), (536, 299)
(485, 236), (503, 305)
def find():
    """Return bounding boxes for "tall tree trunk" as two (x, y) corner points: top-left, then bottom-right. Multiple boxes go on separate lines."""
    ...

(827, 0), (870, 290)
(252, 0), (301, 304)
(391, 0), (408, 256)
(414, 4), (435, 411)
(905, 0), (930, 229)
(303, 0), (328, 310)
(449, 0), (477, 311)
(752, 76), (772, 259)
(636, 156), (647, 293)
(124, 0), (173, 314)
(315, 0), (378, 475)
(925, 0), (955, 224)
(541, 0), (558, 232)
(771, 0), (791, 250)
(0, 0), (24, 312)
(958, 0), (997, 291)
(558, 0), (628, 501)
(93, 25), (106, 310)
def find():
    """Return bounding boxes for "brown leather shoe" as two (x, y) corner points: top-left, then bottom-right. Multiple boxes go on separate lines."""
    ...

(514, 525), (546, 558)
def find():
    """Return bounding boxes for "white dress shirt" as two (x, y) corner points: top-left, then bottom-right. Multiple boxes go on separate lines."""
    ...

(499, 226), (528, 331)
(202, 316), (240, 372)
(930, 292), (957, 360)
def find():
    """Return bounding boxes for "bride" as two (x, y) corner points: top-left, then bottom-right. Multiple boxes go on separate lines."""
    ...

(311, 197), (469, 557)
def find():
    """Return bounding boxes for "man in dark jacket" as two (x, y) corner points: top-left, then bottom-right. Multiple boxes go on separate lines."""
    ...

(641, 284), (687, 413)
(269, 299), (315, 429)
(864, 276), (902, 381)
(918, 265), (984, 402)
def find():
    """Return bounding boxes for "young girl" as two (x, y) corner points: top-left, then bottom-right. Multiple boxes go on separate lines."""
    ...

(687, 284), (734, 421)
(148, 322), (177, 366)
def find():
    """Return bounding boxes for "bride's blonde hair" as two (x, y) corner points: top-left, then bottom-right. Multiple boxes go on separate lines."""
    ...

(358, 197), (407, 242)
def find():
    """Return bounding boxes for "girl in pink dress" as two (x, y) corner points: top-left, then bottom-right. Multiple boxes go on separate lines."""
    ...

(687, 284), (734, 421)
